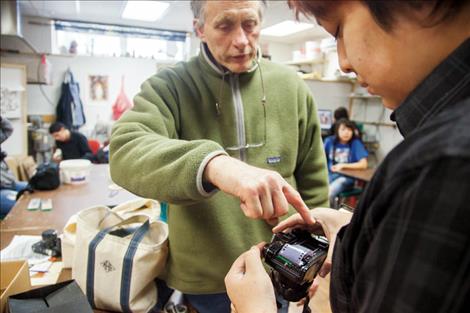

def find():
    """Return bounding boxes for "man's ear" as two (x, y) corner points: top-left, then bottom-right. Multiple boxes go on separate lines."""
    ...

(193, 19), (206, 42)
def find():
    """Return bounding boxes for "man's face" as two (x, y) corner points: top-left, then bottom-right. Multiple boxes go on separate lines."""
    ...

(51, 128), (69, 142)
(195, 1), (261, 73)
(316, 2), (441, 110)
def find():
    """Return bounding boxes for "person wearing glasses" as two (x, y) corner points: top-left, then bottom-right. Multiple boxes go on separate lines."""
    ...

(225, 1), (470, 312)
(109, 1), (328, 312)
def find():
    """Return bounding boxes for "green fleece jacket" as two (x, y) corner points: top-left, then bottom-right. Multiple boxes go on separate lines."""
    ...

(110, 46), (329, 293)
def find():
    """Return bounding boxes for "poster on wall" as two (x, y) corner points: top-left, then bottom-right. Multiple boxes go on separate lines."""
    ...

(0, 86), (24, 118)
(89, 75), (108, 101)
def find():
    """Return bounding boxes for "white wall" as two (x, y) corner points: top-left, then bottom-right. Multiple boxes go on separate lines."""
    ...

(305, 80), (403, 164)
(1, 53), (160, 136)
(1, 16), (171, 137)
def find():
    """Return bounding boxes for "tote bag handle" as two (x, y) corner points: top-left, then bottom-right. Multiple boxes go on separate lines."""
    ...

(86, 215), (150, 311)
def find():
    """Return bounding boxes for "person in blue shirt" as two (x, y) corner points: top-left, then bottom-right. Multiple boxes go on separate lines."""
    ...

(323, 118), (368, 207)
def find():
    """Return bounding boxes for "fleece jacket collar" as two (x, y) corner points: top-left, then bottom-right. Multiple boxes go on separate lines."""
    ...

(199, 42), (261, 78)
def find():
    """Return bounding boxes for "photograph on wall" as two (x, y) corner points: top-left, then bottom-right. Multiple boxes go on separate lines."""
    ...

(0, 87), (23, 118)
(318, 109), (333, 130)
(89, 75), (109, 101)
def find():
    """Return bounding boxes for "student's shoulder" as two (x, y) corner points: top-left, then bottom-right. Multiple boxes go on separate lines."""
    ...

(324, 135), (335, 146)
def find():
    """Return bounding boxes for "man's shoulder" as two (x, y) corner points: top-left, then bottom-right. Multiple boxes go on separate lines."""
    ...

(71, 131), (87, 141)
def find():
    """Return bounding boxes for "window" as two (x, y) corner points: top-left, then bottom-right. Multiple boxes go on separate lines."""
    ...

(54, 20), (189, 61)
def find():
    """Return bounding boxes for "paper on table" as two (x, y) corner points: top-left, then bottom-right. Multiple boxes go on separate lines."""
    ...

(0, 235), (45, 261)
(30, 261), (63, 286)
(1, 235), (64, 286)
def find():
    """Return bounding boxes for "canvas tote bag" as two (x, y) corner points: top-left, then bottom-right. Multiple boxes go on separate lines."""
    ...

(72, 205), (168, 313)
(61, 199), (161, 268)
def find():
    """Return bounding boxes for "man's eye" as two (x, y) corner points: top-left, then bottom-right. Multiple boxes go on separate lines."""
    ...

(218, 24), (231, 31)
(243, 21), (257, 31)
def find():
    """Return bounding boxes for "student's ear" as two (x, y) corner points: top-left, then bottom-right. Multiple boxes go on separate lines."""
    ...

(193, 19), (206, 42)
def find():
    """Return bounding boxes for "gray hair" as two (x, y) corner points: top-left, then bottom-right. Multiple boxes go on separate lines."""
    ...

(191, 0), (267, 27)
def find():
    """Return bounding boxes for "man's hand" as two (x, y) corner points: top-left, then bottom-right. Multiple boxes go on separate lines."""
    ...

(204, 155), (313, 224)
(273, 207), (352, 277)
(225, 244), (277, 313)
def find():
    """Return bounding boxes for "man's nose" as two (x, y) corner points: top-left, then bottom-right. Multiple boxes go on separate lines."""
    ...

(337, 41), (353, 74)
(232, 26), (249, 49)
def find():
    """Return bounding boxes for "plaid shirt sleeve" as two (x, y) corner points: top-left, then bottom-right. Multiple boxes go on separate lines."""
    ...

(352, 157), (470, 313)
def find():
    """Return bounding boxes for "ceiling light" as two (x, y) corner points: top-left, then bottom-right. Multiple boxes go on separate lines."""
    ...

(261, 20), (314, 37)
(121, 1), (169, 22)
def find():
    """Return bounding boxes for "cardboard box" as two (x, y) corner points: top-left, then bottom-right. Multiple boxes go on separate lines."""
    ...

(0, 260), (31, 313)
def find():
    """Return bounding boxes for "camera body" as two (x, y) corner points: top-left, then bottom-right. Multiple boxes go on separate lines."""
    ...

(32, 229), (62, 257)
(262, 228), (328, 302)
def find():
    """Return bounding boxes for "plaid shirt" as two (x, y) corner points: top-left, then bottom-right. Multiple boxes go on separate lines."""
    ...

(330, 38), (470, 313)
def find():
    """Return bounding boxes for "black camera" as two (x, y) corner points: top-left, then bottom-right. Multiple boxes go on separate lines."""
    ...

(262, 228), (328, 302)
(32, 229), (62, 257)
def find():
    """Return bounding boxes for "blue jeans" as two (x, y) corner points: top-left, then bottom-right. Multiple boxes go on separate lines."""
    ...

(0, 181), (28, 219)
(185, 292), (289, 313)
(156, 279), (289, 313)
(329, 174), (354, 208)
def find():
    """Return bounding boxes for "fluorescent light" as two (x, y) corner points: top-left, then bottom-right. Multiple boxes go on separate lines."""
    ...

(122, 1), (170, 22)
(261, 20), (314, 37)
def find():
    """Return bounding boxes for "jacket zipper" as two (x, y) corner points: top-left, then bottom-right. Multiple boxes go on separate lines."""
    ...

(230, 74), (246, 161)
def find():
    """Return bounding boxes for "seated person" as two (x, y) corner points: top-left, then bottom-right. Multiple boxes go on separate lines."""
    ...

(49, 122), (93, 162)
(328, 106), (362, 138)
(324, 118), (368, 207)
(1, 117), (28, 218)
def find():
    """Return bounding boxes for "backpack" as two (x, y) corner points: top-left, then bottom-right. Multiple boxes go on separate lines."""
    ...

(29, 162), (60, 190)
(16, 162), (60, 200)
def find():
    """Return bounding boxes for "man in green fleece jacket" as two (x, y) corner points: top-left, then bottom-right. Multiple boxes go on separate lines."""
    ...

(110, 1), (328, 312)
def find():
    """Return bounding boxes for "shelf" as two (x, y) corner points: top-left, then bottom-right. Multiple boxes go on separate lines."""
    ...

(356, 120), (396, 128)
(285, 59), (324, 66)
(303, 77), (356, 84)
(349, 94), (381, 99)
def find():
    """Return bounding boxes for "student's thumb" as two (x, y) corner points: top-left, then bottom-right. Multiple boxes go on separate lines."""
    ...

(244, 246), (265, 272)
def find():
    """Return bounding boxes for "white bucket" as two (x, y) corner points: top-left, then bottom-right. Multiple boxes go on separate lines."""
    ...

(59, 159), (92, 185)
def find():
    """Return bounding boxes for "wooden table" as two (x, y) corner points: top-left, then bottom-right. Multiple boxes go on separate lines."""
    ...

(337, 167), (376, 182)
(0, 164), (139, 250)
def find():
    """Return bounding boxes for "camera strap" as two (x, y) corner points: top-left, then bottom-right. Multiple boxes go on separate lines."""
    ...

(302, 295), (311, 313)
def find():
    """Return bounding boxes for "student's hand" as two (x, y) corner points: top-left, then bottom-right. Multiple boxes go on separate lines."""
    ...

(204, 155), (314, 224)
(52, 155), (62, 163)
(331, 164), (345, 172)
(273, 207), (352, 277)
(225, 244), (277, 313)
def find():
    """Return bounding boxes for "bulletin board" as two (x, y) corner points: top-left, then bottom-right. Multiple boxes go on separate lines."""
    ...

(1, 63), (27, 156)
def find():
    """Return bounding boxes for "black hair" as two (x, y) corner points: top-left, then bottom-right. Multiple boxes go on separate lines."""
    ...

(335, 118), (357, 141)
(334, 107), (349, 121)
(288, 0), (467, 31)
(363, 0), (465, 31)
(49, 122), (66, 134)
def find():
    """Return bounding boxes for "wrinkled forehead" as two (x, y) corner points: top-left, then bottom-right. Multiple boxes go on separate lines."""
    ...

(205, 1), (262, 23)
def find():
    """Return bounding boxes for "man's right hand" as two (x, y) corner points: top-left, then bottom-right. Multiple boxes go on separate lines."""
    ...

(204, 155), (313, 224)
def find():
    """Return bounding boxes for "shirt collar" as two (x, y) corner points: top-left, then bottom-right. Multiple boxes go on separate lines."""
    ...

(391, 38), (470, 137)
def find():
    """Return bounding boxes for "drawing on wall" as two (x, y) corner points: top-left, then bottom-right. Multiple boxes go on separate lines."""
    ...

(0, 87), (23, 118)
(89, 75), (109, 101)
